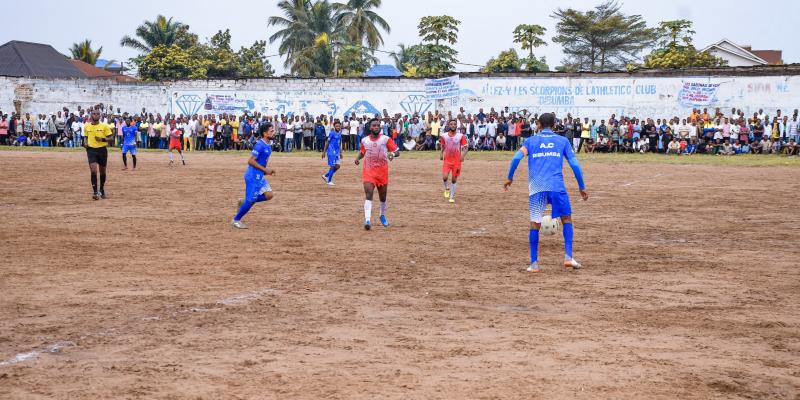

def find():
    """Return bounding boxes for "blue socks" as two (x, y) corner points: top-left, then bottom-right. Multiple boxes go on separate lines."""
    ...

(325, 167), (337, 182)
(234, 195), (269, 222)
(563, 222), (574, 259)
(529, 229), (539, 264)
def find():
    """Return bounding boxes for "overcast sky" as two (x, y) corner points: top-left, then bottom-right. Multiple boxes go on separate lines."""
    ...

(2, 0), (798, 74)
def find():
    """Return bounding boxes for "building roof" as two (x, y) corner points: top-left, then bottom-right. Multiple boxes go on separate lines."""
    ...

(0, 40), (85, 78)
(701, 39), (778, 65)
(364, 64), (402, 78)
(743, 47), (782, 65)
(70, 59), (117, 78)
(95, 59), (123, 70)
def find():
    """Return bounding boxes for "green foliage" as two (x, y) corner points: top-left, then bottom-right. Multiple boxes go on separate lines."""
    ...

(120, 15), (189, 53)
(641, 20), (727, 69)
(410, 43), (457, 76)
(512, 24), (547, 59)
(418, 15), (460, 45)
(482, 48), (521, 73)
(237, 41), (276, 78)
(336, 44), (378, 77)
(332, 0), (390, 50)
(137, 45), (209, 81)
(552, 0), (657, 71)
(70, 39), (103, 65)
(390, 43), (415, 71)
(520, 56), (549, 72)
(268, 0), (338, 76)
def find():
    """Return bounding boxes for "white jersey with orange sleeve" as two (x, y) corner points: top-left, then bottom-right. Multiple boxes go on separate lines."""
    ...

(440, 132), (467, 164)
(360, 134), (398, 185)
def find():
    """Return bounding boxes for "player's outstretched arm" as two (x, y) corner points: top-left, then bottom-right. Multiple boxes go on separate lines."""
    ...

(248, 155), (274, 175)
(504, 149), (525, 191)
(564, 145), (588, 200)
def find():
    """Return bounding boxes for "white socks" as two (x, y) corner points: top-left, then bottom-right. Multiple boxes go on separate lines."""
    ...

(180, 152), (185, 161)
(168, 152), (174, 161)
(443, 180), (450, 189)
(364, 200), (372, 221)
(379, 201), (387, 216)
(450, 183), (457, 199)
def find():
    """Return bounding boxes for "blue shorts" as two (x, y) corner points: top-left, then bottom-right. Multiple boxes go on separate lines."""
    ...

(206, 138), (214, 146)
(122, 144), (137, 155)
(529, 191), (571, 223)
(244, 175), (272, 203)
(327, 152), (341, 167)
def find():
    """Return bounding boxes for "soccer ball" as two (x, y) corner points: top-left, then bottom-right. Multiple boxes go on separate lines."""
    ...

(540, 215), (561, 236)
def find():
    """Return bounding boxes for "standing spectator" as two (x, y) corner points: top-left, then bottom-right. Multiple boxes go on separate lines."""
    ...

(46, 114), (58, 147)
(302, 117), (314, 150)
(71, 116), (83, 148)
(0, 114), (8, 146)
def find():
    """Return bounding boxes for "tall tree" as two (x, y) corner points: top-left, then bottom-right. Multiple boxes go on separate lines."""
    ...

(238, 41), (276, 78)
(414, 15), (460, 75)
(70, 40), (103, 65)
(202, 29), (240, 78)
(418, 15), (460, 46)
(552, 1), (656, 71)
(390, 43), (415, 70)
(513, 24), (546, 59)
(120, 15), (191, 53)
(332, 0), (390, 50)
(642, 20), (726, 69)
(268, 0), (335, 76)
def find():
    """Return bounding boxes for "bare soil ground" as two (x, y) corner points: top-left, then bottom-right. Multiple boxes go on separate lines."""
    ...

(0, 149), (798, 399)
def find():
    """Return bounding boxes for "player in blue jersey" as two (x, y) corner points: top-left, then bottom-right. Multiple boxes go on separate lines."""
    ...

(321, 120), (344, 186)
(231, 123), (276, 229)
(121, 117), (138, 170)
(504, 113), (589, 273)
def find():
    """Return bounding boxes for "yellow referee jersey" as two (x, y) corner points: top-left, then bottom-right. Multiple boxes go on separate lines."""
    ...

(85, 122), (113, 148)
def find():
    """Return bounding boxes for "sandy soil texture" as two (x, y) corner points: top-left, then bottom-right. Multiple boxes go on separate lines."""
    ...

(0, 149), (798, 399)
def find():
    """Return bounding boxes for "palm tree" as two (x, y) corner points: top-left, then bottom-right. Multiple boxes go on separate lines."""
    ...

(268, 0), (335, 76)
(120, 15), (186, 53)
(332, 0), (390, 50)
(390, 43), (416, 70)
(70, 40), (103, 65)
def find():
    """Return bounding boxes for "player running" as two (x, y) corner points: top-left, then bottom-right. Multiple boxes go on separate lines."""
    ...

(232, 123), (276, 229)
(121, 117), (138, 170)
(83, 109), (113, 200)
(439, 119), (468, 203)
(354, 118), (399, 230)
(504, 112), (588, 273)
(168, 122), (186, 166)
(321, 120), (344, 186)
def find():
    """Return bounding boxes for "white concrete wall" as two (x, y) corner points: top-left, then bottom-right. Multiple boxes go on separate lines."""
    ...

(1, 74), (797, 121)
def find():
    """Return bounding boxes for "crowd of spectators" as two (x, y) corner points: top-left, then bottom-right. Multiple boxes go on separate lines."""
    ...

(1, 104), (798, 156)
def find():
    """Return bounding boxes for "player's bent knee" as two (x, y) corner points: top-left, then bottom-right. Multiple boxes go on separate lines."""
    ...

(529, 222), (541, 230)
(560, 215), (572, 224)
(265, 192), (274, 201)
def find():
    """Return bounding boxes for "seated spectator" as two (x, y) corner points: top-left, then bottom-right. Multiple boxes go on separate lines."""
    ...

(15, 133), (29, 146)
(481, 135), (495, 151)
(782, 139), (797, 156)
(720, 141), (734, 155)
(733, 140), (742, 154)
(666, 138), (681, 154)
(679, 138), (687, 154)
(770, 140), (781, 154)
(594, 136), (609, 153)
(496, 133), (507, 150)
(684, 139), (697, 155)
(741, 142), (751, 154)
(403, 136), (416, 151)
(637, 137), (649, 153)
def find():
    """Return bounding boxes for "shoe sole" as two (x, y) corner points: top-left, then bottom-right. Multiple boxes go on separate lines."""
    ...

(364, 224), (371, 231)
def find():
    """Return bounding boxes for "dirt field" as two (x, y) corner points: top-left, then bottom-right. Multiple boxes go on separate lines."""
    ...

(1, 149), (798, 399)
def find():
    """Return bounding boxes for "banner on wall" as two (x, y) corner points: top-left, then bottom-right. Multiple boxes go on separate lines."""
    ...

(425, 75), (460, 99)
(678, 81), (722, 106)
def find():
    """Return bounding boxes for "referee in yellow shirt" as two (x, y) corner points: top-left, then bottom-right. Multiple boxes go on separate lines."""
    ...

(84, 109), (114, 200)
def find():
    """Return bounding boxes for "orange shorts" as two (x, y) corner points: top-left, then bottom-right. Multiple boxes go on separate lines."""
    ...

(362, 169), (389, 187)
(169, 140), (182, 150)
(442, 161), (462, 177)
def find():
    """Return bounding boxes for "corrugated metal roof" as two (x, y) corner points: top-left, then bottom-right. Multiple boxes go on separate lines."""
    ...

(0, 41), (85, 78)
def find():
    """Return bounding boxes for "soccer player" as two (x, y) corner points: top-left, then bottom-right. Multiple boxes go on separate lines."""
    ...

(83, 109), (113, 200)
(321, 120), (344, 186)
(439, 119), (468, 203)
(121, 117), (138, 170)
(167, 122), (186, 166)
(231, 123), (276, 229)
(504, 112), (588, 273)
(354, 118), (399, 230)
